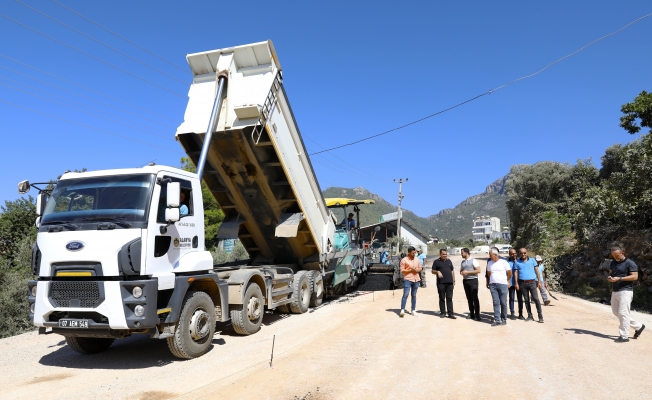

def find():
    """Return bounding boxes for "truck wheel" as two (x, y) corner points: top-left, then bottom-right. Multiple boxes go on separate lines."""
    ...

(230, 283), (264, 335)
(308, 271), (324, 307)
(167, 291), (215, 359)
(65, 336), (114, 354)
(290, 271), (311, 314)
(276, 304), (291, 313)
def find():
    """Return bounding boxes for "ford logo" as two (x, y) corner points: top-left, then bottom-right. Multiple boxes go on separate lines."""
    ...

(65, 241), (85, 251)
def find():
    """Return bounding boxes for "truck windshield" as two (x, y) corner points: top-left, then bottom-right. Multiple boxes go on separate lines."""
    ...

(41, 174), (155, 224)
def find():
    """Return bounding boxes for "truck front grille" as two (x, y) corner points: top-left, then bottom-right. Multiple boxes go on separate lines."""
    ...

(49, 281), (102, 308)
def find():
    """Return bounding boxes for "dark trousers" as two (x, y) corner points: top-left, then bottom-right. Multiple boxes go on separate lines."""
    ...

(462, 279), (480, 318)
(437, 282), (454, 315)
(519, 280), (543, 318)
(509, 286), (523, 315)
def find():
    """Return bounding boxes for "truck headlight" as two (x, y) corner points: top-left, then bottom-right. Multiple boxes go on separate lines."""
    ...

(31, 286), (37, 297)
(134, 305), (145, 317)
(132, 286), (143, 298)
(30, 303), (35, 313)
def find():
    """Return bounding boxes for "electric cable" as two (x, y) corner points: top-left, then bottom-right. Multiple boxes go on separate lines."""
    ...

(0, 80), (174, 140)
(16, 1), (188, 85)
(310, 11), (652, 156)
(0, 74), (175, 133)
(0, 53), (180, 123)
(0, 13), (186, 98)
(0, 64), (177, 129)
(52, 0), (188, 72)
(0, 99), (179, 152)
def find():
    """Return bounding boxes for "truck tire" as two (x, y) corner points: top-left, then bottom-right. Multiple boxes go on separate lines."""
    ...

(230, 283), (264, 335)
(275, 304), (291, 313)
(166, 291), (215, 359)
(65, 336), (114, 354)
(308, 271), (324, 307)
(289, 270), (311, 314)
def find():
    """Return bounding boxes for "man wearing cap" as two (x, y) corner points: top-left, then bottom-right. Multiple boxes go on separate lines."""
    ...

(514, 248), (544, 323)
(535, 255), (551, 306)
(417, 247), (427, 288)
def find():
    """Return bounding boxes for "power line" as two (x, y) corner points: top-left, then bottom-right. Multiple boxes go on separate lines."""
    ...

(52, 0), (188, 73)
(0, 99), (179, 152)
(0, 80), (174, 140)
(304, 135), (390, 181)
(0, 13), (186, 98)
(310, 11), (652, 156)
(0, 65), (175, 129)
(16, 0), (188, 85)
(0, 53), (179, 123)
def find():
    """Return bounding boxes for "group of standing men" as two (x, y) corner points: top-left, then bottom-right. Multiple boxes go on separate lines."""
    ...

(398, 246), (552, 326)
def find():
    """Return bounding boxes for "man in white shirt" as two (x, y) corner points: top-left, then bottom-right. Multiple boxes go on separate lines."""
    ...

(460, 248), (481, 321)
(486, 247), (512, 327)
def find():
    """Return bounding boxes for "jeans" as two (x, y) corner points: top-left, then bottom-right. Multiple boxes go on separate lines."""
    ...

(611, 290), (643, 338)
(437, 282), (454, 315)
(401, 280), (419, 311)
(519, 281), (543, 318)
(489, 283), (509, 322)
(462, 279), (480, 318)
(509, 286), (523, 315)
(538, 280), (549, 302)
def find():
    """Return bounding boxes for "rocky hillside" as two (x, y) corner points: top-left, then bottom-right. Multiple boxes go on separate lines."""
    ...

(322, 174), (509, 240)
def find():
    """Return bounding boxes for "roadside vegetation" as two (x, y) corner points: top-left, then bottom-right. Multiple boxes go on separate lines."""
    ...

(505, 91), (652, 310)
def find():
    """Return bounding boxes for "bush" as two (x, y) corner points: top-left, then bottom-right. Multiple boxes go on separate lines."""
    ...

(211, 241), (249, 264)
(0, 237), (35, 338)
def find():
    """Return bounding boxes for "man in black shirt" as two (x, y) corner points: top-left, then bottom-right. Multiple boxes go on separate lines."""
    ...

(608, 245), (645, 342)
(432, 248), (456, 319)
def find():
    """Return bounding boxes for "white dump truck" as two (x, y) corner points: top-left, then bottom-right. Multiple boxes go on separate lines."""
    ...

(21, 41), (373, 359)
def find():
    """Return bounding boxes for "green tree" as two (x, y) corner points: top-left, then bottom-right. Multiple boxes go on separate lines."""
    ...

(620, 90), (652, 135)
(180, 157), (225, 249)
(0, 237), (34, 338)
(0, 197), (37, 260)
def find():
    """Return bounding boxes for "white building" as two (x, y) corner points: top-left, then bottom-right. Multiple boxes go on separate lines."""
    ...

(359, 217), (429, 255)
(472, 216), (501, 242)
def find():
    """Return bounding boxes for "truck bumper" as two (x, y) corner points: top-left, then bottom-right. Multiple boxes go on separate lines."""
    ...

(31, 279), (159, 332)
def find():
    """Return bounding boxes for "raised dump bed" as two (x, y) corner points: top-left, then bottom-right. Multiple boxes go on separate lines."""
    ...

(176, 41), (335, 265)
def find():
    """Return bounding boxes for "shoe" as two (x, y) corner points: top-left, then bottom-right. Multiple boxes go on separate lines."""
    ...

(440, 312), (447, 318)
(509, 314), (516, 320)
(501, 320), (507, 325)
(400, 309), (405, 317)
(538, 318), (544, 323)
(544, 300), (551, 306)
(614, 336), (629, 343)
(491, 322), (501, 327)
(448, 315), (457, 320)
(475, 316), (482, 322)
(634, 324), (645, 339)
(467, 314), (474, 319)
(412, 310), (418, 317)
(518, 315), (525, 321)
(525, 316), (534, 322)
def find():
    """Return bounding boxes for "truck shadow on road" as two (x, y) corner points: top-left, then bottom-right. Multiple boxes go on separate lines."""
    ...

(38, 334), (188, 370)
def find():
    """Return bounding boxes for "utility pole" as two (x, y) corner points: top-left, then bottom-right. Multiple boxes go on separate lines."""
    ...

(393, 178), (408, 254)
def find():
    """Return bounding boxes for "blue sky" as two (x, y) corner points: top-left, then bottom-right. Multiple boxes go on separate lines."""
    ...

(1, 0), (651, 217)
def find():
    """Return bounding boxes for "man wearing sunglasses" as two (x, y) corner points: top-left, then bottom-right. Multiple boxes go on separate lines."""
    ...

(513, 248), (544, 323)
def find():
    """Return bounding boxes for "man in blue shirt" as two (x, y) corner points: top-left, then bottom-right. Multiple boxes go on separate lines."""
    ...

(513, 248), (544, 323)
(179, 192), (189, 216)
(507, 248), (524, 320)
(341, 213), (355, 230)
(417, 247), (427, 288)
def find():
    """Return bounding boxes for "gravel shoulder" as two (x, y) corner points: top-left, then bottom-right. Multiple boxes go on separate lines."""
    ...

(2, 255), (651, 400)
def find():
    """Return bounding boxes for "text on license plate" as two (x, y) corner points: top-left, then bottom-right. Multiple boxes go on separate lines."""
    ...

(58, 319), (89, 328)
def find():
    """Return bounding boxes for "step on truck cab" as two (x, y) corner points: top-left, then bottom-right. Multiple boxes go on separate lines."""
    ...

(22, 41), (371, 359)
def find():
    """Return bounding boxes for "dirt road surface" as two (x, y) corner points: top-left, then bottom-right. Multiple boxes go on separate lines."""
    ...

(2, 255), (651, 400)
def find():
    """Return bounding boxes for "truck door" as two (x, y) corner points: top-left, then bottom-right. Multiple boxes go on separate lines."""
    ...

(146, 174), (200, 275)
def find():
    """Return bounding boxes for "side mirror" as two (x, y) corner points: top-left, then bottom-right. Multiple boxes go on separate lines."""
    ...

(165, 208), (180, 223)
(35, 192), (48, 216)
(166, 182), (180, 207)
(18, 180), (30, 194)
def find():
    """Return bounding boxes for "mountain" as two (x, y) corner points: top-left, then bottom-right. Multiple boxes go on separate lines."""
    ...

(322, 175), (508, 240)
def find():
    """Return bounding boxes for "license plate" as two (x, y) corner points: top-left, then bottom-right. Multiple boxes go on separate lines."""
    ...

(58, 319), (89, 329)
